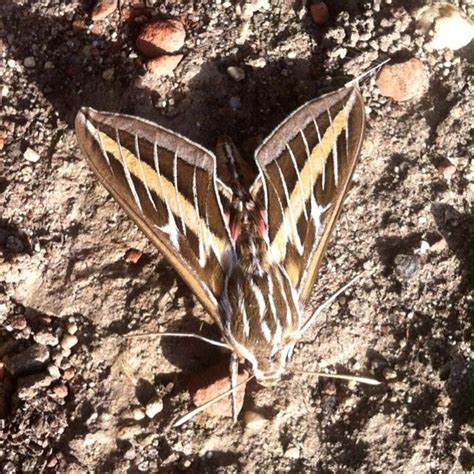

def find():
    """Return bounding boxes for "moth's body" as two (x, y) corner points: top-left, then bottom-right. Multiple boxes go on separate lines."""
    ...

(217, 140), (302, 382)
(75, 85), (365, 392)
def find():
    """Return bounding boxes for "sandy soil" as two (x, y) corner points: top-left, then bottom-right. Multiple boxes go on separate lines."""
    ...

(0, 0), (471, 472)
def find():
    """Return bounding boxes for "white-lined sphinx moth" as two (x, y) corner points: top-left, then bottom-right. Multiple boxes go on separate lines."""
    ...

(75, 84), (366, 416)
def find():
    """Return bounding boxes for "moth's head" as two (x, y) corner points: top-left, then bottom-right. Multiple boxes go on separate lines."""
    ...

(249, 342), (296, 386)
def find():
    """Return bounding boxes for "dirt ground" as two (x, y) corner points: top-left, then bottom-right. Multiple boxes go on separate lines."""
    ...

(0, 0), (471, 472)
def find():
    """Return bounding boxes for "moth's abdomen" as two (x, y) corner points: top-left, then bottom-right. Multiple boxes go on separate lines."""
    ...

(221, 247), (301, 379)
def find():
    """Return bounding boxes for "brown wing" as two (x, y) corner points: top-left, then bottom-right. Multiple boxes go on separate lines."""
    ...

(75, 108), (234, 322)
(252, 86), (365, 303)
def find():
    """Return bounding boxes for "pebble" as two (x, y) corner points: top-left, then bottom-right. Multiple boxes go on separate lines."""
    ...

(394, 254), (420, 280)
(23, 147), (40, 163)
(132, 407), (146, 421)
(419, 240), (430, 255)
(91, 0), (118, 21)
(52, 383), (69, 398)
(227, 66), (245, 82)
(10, 315), (27, 331)
(284, 446), (301, 459)
(136, 20), (185, 57)
(376, 58), (429, 101)
(0, 130), (5, 150)
(145, 397), (163, 419)
(23, 56), (36, 68)
(243, 410), (267, 432)
(430, 238), (448, 253)
(33, 330), (59, 346)
(124, 448), (136, 460)
(125, 249), (142, 264)
(117, 424), (142, 440)
(66, 322), (78, 335)
(60, 334), (78, 351)
(437, 159), (456, 179)
(4, 344), (50, 376)
(188, 360), (248, 418)
(416, 3), (472, 51)
(146, 54), (183, 77)
(310, 1), (329, 25)
(63, 367), (76, 381)
(102, 68), (115, 81)
(47, 364), (61, 379)
(383, 368), (397, 380)
(247, 57), (266, 68)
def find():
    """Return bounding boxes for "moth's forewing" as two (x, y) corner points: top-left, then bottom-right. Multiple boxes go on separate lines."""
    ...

(253, 86), (365, 303)
(75, 108), (233, 322)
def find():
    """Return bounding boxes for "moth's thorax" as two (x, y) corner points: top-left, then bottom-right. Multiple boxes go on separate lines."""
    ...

(221, 211), (302, 381)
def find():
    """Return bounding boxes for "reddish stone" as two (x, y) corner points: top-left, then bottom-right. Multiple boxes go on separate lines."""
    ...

(376, 58), (429, 102)
(437, 159), (456, 179)
(136, 19), (185, 57)
(52, 383), (68, 398)
(147, 54), (183, 77)
(125, 248), (142, 263)
(188, 360), (248, 418)
(310, 2), (329, 25)
(91, 0), (118, 21)
(63, 367), (76, 381)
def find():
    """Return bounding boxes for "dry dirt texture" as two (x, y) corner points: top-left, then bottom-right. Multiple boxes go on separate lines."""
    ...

(0, 0), (471, 472)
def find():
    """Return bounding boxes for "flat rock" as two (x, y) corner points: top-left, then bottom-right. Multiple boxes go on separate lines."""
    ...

(91, 0), (118, 21)
(4, 344), (50, 376)
(136, 20), (185, 57)
(188, 360), (248, 418)
(376, 58), (429, 101)
(147, 54), (183, 77)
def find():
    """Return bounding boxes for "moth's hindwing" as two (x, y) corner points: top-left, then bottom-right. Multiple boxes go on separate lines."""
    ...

(253, 86), (365, 303)
(75, 109), (233, 322)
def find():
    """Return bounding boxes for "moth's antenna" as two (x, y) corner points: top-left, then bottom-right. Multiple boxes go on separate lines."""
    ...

(291, 369), (381, 386)
(229, 353), (240, 422)
(173, 375), (254, 427)
(125, 331), (231, 350)
(300, 273), (362, 334)
(346, 57), (390, 88)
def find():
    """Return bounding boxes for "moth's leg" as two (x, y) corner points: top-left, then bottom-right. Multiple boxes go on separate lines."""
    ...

(230, 352), (239, 422)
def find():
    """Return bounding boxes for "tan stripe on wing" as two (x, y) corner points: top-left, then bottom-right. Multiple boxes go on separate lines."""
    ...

(271, 92), (356, 263)
(98, 131), (228, 261)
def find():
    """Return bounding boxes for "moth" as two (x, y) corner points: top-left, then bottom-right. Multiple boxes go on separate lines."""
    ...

(75, 84), (373, 423)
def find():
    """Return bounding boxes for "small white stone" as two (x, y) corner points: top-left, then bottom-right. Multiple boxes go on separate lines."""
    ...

(23, 147), (40, 163)
(24, 56), (36, 68)
(243, 410), (267, 432)
(416, 3), (472, 51)
(419, 240), (430, 255)
(383, 368), (397, 380)
(132, 407), (146, 421)
(67, 322), (78, 335)
(47, 364), (61, 379)
(44, 61), (55, 70)
(227, 66), (245, 82)
(145, 397), (163, 419)
(284, 446), (300, 459)
(61, 334), (78, 350)
(247, 57), (266, 68)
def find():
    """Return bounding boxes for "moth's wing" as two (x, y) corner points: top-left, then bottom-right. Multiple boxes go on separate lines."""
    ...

(75, 108), (233, 322)
(252, 86), (365, 304)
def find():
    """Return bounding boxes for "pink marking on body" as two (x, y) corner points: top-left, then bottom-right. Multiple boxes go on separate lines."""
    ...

(257, 209), (268, 236)
(230, 220), (241, 241)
